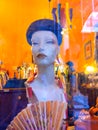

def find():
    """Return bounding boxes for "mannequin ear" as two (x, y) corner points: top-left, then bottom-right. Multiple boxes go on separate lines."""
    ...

(56, 46), (60, 55)
(56, 47), (60, 59)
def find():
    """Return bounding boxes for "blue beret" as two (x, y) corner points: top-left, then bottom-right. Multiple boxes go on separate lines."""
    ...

(26, 19), (62, 46)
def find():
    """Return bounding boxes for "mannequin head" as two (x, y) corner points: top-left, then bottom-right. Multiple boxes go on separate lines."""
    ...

(26, 19), (62, 66)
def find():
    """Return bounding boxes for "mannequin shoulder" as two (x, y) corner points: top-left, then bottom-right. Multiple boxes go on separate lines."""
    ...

(56, 86), (67, 102)
(25, 78), (37, 89)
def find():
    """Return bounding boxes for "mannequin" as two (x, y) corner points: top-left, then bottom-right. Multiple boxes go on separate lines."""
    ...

(5, 19), (68, 130)
(25, 18), (67, 109)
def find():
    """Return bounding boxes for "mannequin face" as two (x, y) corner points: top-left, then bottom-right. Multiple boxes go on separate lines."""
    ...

(31, 31), (60, 66)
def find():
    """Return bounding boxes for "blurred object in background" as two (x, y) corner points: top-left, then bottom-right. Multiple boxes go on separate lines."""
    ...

(0, 60), (9, 89)
(16, 63), (35, 79)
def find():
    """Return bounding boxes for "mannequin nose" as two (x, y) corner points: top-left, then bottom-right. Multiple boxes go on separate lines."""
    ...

(38, 42), (45, 52)
(39, 47), (44, 52)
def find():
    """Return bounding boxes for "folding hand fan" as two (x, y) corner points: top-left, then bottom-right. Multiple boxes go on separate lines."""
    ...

(6, 101), (66, 130)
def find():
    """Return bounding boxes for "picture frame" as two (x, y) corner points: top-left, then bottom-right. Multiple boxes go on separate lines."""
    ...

(84, 40), (92, 59)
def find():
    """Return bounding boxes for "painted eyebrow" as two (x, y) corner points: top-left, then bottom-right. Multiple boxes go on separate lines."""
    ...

(46, 40), (55, 43)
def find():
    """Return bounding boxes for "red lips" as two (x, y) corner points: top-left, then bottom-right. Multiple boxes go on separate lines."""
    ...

(37, 53), (47, 58)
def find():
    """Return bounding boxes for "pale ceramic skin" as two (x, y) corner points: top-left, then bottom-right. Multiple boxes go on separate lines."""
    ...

(29, 31), (66, 102)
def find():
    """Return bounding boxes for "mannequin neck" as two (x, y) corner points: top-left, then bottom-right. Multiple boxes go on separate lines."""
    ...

(37, 64), (56, 86)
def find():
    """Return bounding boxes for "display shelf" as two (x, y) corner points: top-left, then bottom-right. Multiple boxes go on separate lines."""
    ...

(0, 89), (28, 130)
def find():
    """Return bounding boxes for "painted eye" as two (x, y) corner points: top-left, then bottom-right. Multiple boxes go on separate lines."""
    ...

(46, 40), (55, 44)
(32, 42), (39, 45)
